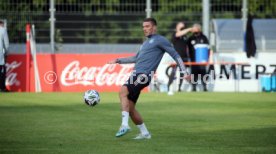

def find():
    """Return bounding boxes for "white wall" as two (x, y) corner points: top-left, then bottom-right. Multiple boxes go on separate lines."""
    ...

(154, 52), (276, 92)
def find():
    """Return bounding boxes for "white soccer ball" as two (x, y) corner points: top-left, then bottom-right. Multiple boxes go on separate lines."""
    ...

(84, 90), (100, 106)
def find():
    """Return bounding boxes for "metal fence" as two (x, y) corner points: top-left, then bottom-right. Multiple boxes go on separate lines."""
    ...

(1, 0), (275, 45)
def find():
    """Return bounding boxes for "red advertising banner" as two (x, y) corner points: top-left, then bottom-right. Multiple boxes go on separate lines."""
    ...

(6, 54), (135, 92)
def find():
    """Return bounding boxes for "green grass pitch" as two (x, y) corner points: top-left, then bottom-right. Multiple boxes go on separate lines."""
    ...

(0, 92), (276, 154)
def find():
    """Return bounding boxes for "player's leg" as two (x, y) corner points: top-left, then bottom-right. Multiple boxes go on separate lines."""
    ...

(199, 66), (208, 91)
(119, 85), (130, 112)
(179, 71), (184, 92)
(191, 65), (198, 91)
(116, 73), (151, 139)
(116, 73), (143, 137)
(167, 66), (176, 95)
(129, 100), (151, 139)
(129, 101), (143, 125)
(128, 74), (151, 139)
(167, 66), (176, 90)
(115, 85), (131, 137)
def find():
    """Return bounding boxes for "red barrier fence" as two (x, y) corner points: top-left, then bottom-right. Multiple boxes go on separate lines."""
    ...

(6, 54), (134, 92)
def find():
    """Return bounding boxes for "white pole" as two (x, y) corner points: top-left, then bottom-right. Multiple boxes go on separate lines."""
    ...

(242, 0), (248, 32)
(31, 25), (42, 92)
(202, 0), (210, 38)
(146, 0), (152, 18)
(242, 0), (248, 52)
(50, 0), (55, 53)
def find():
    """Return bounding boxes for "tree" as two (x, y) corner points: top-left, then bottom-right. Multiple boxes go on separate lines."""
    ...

(1, 0), (275, 44)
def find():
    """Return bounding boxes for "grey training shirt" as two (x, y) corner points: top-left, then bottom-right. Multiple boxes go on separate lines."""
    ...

(117, 34), (187, 75)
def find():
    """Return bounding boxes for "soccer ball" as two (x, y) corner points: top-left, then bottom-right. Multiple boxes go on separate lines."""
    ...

(83, 90), (100, 106)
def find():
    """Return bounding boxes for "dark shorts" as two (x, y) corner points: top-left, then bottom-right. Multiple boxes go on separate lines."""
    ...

(123, 73), (151, 103)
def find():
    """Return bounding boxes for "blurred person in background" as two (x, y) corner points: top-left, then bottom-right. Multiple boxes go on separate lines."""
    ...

(167, 21), (192, 95)
(187, 23), (209, 92)
(0, 20), (9, 92)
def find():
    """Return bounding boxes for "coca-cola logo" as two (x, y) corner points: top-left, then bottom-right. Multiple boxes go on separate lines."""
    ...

(60, 61), (134, 86)
(6, 61), (21, 86)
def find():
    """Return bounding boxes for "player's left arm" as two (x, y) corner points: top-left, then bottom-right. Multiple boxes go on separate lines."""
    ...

(158, 37), (189, 76)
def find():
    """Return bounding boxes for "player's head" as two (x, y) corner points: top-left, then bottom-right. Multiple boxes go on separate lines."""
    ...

(143, 18), (157, 37)
(176, 21), (185, 31)
(192, 23), (202, 34)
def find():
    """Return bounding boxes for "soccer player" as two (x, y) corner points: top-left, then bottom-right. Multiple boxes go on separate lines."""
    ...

(108, 18), (189, 139)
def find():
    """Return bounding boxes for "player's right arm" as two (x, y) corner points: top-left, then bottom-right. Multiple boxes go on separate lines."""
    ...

(107, 53), (138, 64)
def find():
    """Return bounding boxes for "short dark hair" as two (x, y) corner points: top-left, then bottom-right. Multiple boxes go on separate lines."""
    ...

(0, 20), (4, 25)
(143, 18), (157, 26)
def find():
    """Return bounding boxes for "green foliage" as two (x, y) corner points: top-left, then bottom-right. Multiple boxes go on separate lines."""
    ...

(248, 0), (276, 18)
(0, 1), (48, 42)
(0, 1), (275, 43)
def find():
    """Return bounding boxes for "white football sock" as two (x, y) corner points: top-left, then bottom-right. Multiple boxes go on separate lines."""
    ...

(121, 111), (129, 127)
(137, 123), (150, 135)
